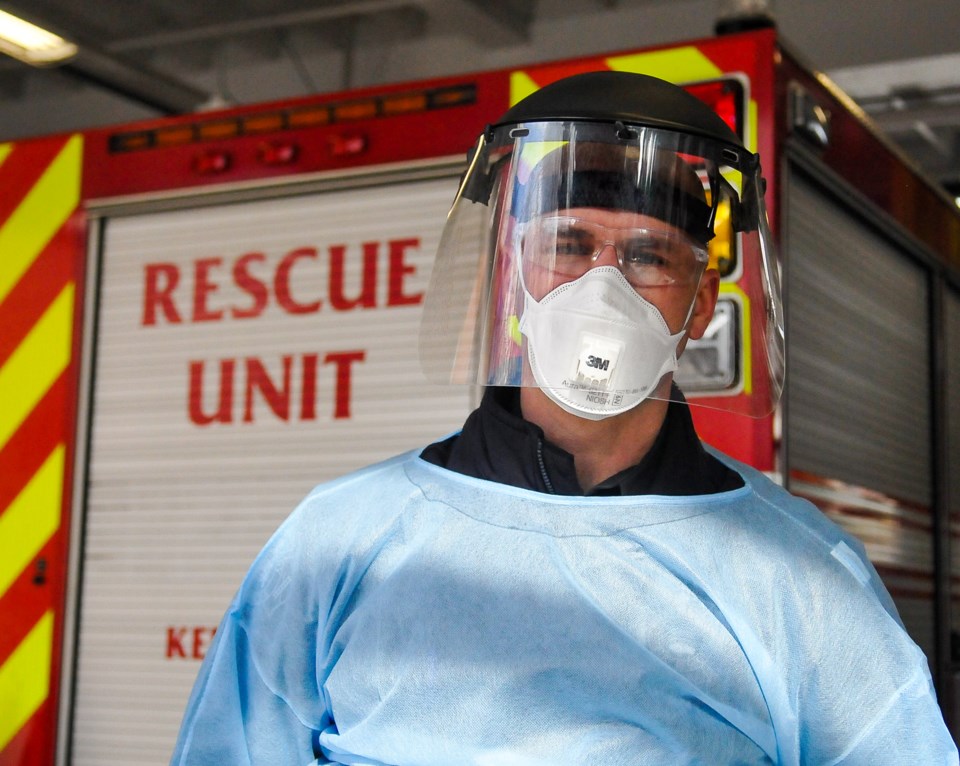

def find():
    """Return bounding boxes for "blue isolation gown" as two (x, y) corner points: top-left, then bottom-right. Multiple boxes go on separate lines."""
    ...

(170, 448), (957, 766)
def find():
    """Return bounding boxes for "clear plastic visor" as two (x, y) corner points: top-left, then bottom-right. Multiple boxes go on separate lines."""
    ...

(520, 213), (709, 301)
(420, 121), (784, 418)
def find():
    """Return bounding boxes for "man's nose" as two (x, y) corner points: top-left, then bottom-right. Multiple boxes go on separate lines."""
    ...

(592, 242), (621, 269)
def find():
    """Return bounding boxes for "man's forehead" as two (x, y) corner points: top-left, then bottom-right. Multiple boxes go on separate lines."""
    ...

(544, 207), (691, 234)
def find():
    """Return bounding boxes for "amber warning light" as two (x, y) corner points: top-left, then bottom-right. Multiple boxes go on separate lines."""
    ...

(107, 83), (477, 154)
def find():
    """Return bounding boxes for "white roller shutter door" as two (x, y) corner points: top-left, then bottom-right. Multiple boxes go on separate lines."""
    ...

(784, 167), (934, 660)
(72, 172), (472, 765)
(785, 171), (931, 503)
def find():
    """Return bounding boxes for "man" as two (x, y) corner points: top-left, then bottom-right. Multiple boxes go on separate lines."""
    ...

(171, 72), (957, 765)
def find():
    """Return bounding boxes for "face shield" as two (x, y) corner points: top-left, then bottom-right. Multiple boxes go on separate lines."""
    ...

(420, 119), (783, 419)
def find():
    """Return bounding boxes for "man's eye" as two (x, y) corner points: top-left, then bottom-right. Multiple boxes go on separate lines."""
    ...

(621, 242), (667, 266)
(555, 237), (593, 257)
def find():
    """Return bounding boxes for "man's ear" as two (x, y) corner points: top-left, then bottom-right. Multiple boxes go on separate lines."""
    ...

(687, 268), (720, 341)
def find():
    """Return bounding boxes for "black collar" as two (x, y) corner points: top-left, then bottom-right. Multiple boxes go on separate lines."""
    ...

(420, 387), (742, 496)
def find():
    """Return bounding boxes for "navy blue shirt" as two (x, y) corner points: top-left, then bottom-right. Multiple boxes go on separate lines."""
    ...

(421, 386), (742, 496)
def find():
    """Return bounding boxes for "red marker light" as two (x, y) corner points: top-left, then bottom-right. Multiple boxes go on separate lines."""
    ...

(192, 150), (231, 174)
(328, 134), (367, 157)
(258, 142), (299, 166)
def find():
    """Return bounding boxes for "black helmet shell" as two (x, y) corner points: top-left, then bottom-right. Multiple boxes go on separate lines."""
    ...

(492, 71), (743, 149)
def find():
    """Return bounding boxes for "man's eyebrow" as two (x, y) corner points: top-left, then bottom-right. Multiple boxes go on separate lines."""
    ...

(557, 225), (590, 239)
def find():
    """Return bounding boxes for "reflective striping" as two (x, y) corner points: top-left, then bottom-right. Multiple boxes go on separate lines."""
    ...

(0, 135), (82, 764)
(509, 70), (540, 107)
(0, 283), (74, 447)
(605, 47), (723, 83)
(0, 610), (53, 752)
(0, 444), (64, 597)
(509, 47), (724, 109)
(0, 134), (82, 305)
(748, 99), (759, 153)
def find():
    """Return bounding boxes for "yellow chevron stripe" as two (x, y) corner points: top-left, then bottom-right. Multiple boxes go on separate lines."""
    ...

(0, 610), (54, 752)
(605, 47), (723, 84)
(0, 283), (74, 447)
(0, 142), (12, 169)
(509, 70), (541, 107)
(0, 444), (64, 597)
(510, 47), (724, 108)
(0, 134), (82, 305)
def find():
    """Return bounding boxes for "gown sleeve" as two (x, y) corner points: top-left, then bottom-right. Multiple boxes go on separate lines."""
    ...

(783, 533), (959, 765)
(169, 606), (325, 766)
(723, 473), (958, 766)
(825, 663), (958, 765)
(169, 494), (344, 766)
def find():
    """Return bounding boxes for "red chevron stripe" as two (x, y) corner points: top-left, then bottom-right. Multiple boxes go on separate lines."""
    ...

(517, 60), (611, 89)
(0, 534), (58, 667)
(0, 380), (70, 762)
(0, 375), (68, 673)
(0, 225), (78, 368)
(0, 701), (55, 766)
(0, 374), (68, 512)
(0, 130), (80, 766)
(0, 139), (69, 230)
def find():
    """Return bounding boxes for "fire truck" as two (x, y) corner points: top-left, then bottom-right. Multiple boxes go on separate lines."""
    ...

(1, 27), (958, 766)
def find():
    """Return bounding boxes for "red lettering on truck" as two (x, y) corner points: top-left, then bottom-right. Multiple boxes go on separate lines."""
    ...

(188, 351), (366, 425)
(142, 263), (182, 325)
(142, 238), (423, 326)
(166, 626), (218, 660)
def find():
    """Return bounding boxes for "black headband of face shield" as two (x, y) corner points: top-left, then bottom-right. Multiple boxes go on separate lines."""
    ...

(511, 169), (716, 245)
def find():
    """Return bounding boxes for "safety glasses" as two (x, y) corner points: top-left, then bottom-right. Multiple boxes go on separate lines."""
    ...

(522, 214), (709, 289)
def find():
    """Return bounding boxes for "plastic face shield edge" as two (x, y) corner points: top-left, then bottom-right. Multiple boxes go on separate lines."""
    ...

(420, 121), (784, 418)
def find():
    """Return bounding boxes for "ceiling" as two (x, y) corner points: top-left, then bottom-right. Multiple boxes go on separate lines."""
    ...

(1, 0), (959, 195)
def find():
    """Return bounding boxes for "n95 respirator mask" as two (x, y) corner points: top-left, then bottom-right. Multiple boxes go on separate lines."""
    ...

(519, 266), (688, 420)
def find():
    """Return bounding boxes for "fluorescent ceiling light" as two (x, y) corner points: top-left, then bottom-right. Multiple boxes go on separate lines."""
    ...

(0, 9), (77, 65)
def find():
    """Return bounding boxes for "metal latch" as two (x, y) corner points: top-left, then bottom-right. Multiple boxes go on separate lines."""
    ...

(789, 82), (831, 150)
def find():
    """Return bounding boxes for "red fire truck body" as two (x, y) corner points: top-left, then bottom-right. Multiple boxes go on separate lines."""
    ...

(1, 28), (958, 765)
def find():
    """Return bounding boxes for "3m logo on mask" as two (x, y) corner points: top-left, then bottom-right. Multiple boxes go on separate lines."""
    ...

(586, 355), (610, 371)
(575, 333), (622, 387)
